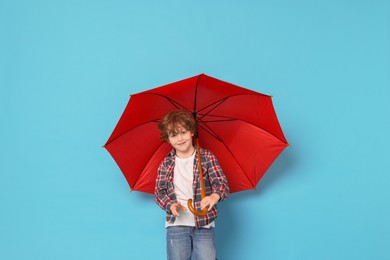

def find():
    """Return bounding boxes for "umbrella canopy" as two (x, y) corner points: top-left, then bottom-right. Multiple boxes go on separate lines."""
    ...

(104, 74), (288, 194)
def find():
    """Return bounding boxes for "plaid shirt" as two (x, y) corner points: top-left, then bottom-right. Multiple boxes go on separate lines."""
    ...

(154, 147), (229, 227)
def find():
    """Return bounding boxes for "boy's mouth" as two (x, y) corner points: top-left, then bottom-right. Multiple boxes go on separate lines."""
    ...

(176, 140), (187, 145)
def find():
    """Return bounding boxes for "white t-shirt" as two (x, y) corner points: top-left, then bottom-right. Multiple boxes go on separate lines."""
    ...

(165, 151), (214, 228)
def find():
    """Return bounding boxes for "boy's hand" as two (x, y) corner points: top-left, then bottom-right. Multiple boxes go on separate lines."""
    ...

(200, 193), (220, 211)
(170, 202), (186, 216)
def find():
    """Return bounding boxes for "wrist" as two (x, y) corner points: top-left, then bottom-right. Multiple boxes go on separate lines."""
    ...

(211, 193), (220, 203)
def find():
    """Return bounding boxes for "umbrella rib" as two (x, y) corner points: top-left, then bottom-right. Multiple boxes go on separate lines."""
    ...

(194, 75), (201, 113)
(202, 115), (288, 145)
(133, 140), (166, 191)
(197, 94), (287, 144)
(198, 114), (237, 123)
(138, 93), (189, 111)
(197, 98), (228, 120)
(197, 93), (269, 120)
(196, 120), (258, 187)
(197, 120), (223, 142)
(105, 120), (161, 146)
(106, 92), (191, 146)
(197, 122), (256, 189)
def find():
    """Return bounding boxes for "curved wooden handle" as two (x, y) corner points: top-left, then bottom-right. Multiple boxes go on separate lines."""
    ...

(187, 199), (208, 216)
(187, 138), (208, 216)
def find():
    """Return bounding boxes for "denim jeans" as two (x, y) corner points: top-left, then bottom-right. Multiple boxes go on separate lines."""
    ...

(166, 226), (216, 260)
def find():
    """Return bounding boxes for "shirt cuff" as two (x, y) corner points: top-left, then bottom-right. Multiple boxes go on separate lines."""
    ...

(165, 201), (175, 213)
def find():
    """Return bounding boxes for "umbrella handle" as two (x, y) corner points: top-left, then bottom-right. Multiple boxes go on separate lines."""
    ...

(187, 199), (208, 217)
(187, 138), (208, 217)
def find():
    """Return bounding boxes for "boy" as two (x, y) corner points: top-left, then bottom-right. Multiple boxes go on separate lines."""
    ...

(155, 110), (230, 260)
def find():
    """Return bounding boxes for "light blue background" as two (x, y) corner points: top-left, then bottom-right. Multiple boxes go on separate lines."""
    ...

(1, 1), (389, 259)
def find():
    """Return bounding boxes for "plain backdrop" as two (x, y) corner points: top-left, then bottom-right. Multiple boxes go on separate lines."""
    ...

(1, 1), (389, 259)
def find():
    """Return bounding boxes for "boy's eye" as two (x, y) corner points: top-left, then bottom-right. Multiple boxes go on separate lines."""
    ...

(168, 130), (188, 138)
(169, 133), (177, 138)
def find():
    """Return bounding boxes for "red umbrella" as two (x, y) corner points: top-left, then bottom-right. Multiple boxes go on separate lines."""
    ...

(104, 74), (288, 197)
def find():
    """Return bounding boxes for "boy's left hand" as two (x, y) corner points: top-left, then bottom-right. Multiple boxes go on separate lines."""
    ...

(200, 193), (220, 210)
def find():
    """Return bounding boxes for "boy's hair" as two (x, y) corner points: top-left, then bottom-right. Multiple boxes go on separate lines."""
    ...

(158, 110), (197, 142)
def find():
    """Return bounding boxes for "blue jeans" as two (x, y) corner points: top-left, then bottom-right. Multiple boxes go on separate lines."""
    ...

(166, 226), (216, 260)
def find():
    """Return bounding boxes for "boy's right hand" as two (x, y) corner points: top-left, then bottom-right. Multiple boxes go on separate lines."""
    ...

(170, 202), (186, 217)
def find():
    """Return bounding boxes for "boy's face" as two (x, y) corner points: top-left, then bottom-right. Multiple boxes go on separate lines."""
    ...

(167, 125), (194, 158)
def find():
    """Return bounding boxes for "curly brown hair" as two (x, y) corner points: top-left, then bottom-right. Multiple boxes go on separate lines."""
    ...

(158, 110), (197, 142)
